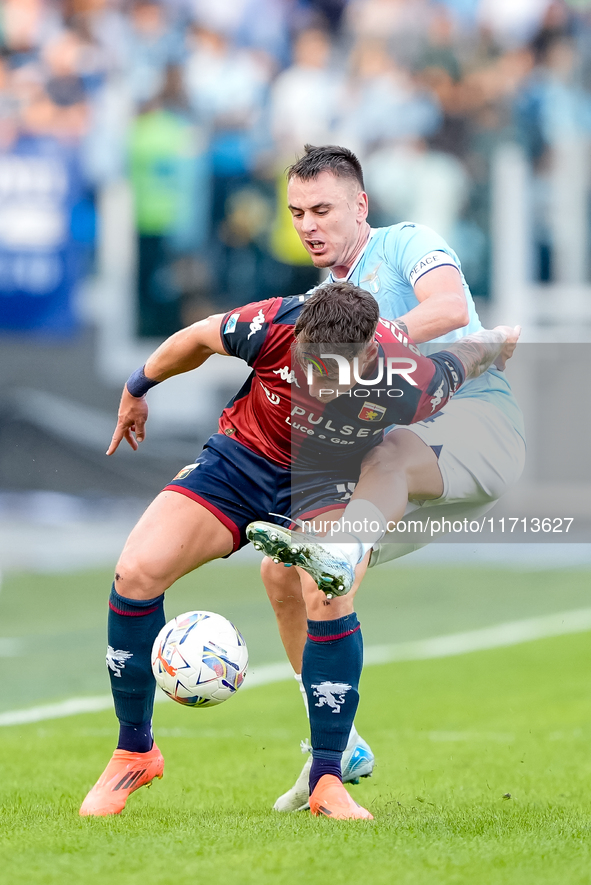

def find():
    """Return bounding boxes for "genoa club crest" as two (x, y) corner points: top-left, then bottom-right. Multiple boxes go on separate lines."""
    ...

(358, 402), (386, 422)
(173, 463), (199, 480)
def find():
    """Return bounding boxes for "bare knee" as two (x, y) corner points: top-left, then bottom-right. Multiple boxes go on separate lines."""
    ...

(114, 551), (169, 600)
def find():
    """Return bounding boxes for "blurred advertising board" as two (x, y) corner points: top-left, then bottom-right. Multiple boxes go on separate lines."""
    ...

(0, 136), (87, 336)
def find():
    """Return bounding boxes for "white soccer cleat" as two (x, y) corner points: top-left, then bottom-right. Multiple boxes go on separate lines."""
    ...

(273, 734), (375, 812)
(246, 521), (355, 597)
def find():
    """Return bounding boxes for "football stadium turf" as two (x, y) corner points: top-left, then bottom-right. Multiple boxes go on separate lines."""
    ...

(2, 629), (591, 884)
(1, 564), (591, 883)
(2, 563), (591, 711)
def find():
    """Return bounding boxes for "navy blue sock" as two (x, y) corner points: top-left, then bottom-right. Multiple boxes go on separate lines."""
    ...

(117, 721), (154, 754)
(309, 749), (342, 791)
(302, 613), (363, 794)
(107, 584), (165, 751)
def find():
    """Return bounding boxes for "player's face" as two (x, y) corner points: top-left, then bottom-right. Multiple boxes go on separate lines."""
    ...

(287, 172), (369, 272)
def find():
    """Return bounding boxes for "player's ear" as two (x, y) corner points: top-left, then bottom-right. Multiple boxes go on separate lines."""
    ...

(363, 339), (378, 363)
(357, 190), (369, 219)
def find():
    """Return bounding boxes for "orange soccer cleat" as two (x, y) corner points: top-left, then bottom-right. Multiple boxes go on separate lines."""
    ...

(309, 774), (373, 820)
(79, 743), (164, 816)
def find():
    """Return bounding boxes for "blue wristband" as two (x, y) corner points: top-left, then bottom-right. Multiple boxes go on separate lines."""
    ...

(126, 366), (160, 398)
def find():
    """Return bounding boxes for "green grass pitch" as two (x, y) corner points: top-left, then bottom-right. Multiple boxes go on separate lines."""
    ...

(2, 562), (591, 712)
(2, 627), (591, 884)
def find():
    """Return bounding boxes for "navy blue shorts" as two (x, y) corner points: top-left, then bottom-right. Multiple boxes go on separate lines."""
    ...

(163, 433), (360, 552)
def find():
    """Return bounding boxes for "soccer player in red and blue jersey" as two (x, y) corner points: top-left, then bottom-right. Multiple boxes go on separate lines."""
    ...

(79, 281), (518, 820)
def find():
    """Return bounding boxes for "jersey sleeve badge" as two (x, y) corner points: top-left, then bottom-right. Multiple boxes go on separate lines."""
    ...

(224, 313), (240, 334)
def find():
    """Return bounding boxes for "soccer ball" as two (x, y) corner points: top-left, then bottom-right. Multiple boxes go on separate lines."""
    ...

(151, 611), (248, 707)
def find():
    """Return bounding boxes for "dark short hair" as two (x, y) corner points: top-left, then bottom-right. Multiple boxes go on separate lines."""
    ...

(287, 144), (365, 190)
(293, 281), (379, 370)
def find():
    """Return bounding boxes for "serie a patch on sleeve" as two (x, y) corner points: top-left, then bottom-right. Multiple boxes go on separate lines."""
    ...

(224, 312), (240, 334)
(408, 251), (458, 286)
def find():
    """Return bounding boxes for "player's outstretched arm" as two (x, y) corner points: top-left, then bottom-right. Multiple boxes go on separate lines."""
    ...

(107, 314), (225, 455)
(442, 325), (521, 382)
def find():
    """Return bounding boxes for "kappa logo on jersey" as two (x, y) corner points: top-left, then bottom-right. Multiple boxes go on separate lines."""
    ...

(358, 402), (386, 422)
(312, 681), (352, 714)
(224, 312), (240, 334)
(106, 646), (133, 678)
(173, 463), (199, 481)
(430, 380), (445, 412)
(273, 365), (300, 387)
(409, 251), (457, 287)
(247, 308), (265, 339)
(260, 380), (280, 405)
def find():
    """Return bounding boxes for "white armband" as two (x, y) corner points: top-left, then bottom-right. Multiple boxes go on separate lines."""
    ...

(409, 251), (458, 287)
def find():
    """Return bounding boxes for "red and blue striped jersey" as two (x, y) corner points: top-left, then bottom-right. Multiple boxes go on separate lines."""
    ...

(219, 296), (464, 469)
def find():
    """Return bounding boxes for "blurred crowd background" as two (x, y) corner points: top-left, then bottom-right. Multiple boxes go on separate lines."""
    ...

(1, 0), (591, 339)
(0, 0), (590, 512)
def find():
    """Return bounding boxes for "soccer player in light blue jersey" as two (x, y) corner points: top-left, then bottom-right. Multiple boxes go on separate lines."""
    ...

(261, 144), (526, 812)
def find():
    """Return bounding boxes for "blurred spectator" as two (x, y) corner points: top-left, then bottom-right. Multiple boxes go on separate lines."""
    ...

(184, 25), (269, 132)
(345, 0), (430, 41)
(337, 37), (441, 156)
(417, 6), (462, 82)
(232, 0), (292, 68)
(270, 28), (344, 155)
(184, 25), (270, 227)
(308, 0), (349, 33)
(1, 0), (591, 335)
(189, 0), (251, 39)
(0, 55), (20, 150)
(215, 183), (274, 304)
(514, 34), (591, 156)
(365, 138), (469, 241)
(1, 0), (60, 60)
(129, 66), (210, 337)
(20, 30), (90, 142)
(72, 0), (131, 74)
(124, 1), (185, 106)
(478, 0), (553, 48)
(345, 0), (434, 64)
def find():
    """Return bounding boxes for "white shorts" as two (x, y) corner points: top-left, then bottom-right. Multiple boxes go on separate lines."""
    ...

(369, 397), (526, 567)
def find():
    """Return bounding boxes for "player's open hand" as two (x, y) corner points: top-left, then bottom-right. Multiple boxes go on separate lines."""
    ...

(106, 387), (149, 455)
(493, 325), (521, 371)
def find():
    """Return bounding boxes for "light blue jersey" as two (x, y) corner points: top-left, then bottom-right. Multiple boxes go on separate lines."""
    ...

(324, 223), (525, 440)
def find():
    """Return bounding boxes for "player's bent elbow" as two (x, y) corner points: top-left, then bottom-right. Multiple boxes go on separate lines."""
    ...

(446, 301), (469, 331)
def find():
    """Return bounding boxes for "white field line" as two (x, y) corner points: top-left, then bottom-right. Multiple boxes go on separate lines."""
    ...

(2, 607), (591, 728)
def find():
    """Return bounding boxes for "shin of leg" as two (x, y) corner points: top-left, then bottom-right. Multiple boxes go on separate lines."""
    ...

(107, 493), (232, 741)
(297, 555), (367, 622)
(261, 556), (308, 672)
(107, 585), (165, 732)
(302, 613), (363, 791)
